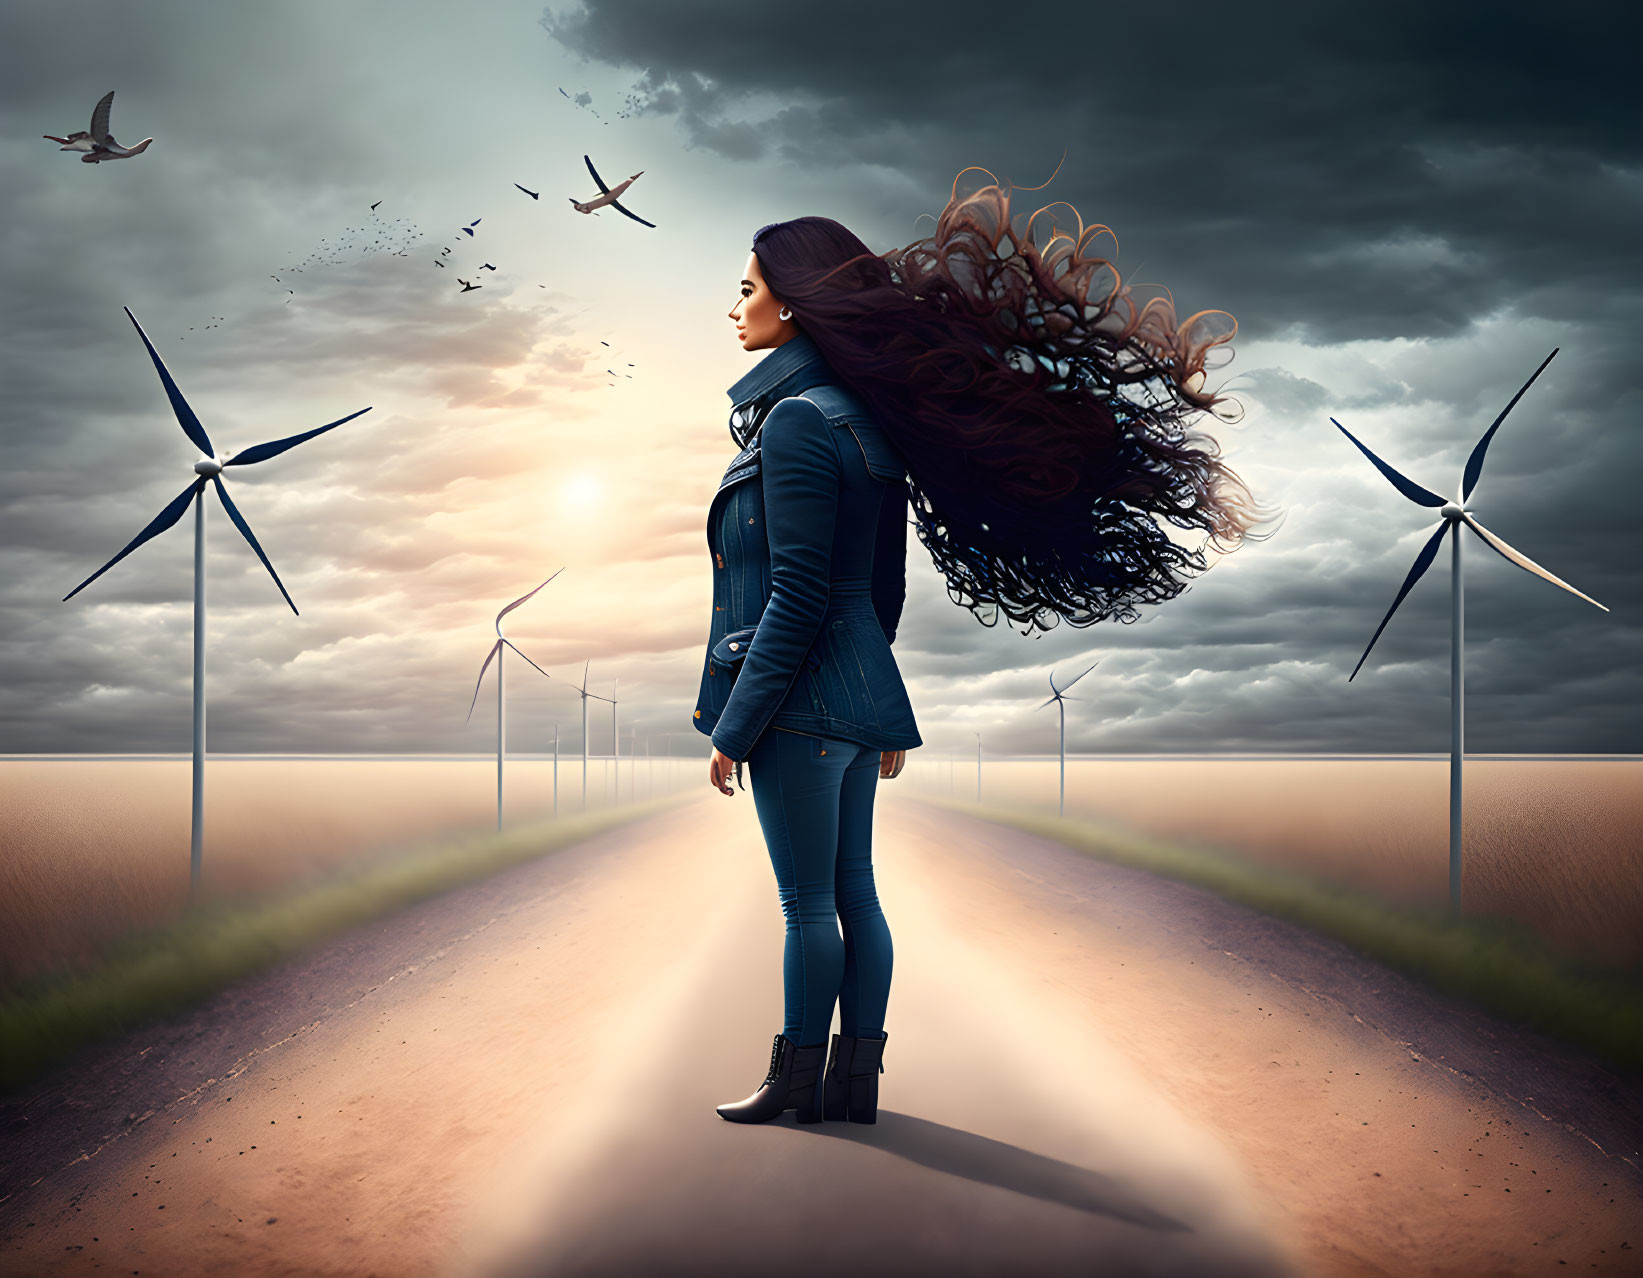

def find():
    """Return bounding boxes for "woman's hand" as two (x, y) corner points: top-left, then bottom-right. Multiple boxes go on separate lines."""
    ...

(709, 747), (738, 795)
(879, 749), (906, 779)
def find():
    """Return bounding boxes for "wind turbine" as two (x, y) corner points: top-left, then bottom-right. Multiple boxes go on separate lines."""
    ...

(1036, 660), (1099, 817)
(609, 676), (620, 802)
(1331, 347), (1608, 914)
(569, 661), (614, 809)
(465, 570), (563, 830)
(64, 306), (370, 897)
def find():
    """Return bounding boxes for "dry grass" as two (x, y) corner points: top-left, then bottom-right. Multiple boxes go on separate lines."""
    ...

(911, 758), (1643, 971)
(0, 757), (694, 993)
(0, 794), (687, 1094)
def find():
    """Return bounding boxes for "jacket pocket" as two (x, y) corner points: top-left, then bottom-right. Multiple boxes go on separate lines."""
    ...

(711, 626), (759, 667)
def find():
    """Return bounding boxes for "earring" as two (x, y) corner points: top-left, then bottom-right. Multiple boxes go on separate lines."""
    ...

(778, 307), (793, 322)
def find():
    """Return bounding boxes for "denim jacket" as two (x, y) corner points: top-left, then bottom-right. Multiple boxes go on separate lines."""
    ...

(692, 331), (923, 761)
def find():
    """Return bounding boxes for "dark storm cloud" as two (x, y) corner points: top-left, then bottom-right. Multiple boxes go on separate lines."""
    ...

(542, 0), (1640, 344)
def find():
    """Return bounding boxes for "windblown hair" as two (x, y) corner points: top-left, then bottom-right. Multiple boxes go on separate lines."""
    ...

(742, 166), (1281, 634)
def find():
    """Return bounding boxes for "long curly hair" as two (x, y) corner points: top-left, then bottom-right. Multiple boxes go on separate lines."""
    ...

(744, 164), (1281, 634)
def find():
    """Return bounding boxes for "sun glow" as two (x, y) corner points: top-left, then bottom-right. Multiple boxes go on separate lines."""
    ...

(561, 472), (604, 510)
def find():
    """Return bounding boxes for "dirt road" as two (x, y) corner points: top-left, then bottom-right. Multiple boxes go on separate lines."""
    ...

(2, 790), (1638, 1276)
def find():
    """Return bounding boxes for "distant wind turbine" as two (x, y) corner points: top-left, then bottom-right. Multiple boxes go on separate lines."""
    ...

(466, 570), (564, 830)
(1036, 660), (1099, 817)
(63, 307), (370, 895)
(609, 676), (620, 801)
(1330, 347), (1608, 914)
(570, 661), (614, 809)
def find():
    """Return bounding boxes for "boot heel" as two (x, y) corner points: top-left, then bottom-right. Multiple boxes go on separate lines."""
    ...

(846, 1072), (878, 1124)
(844, 1029), (887, 1125)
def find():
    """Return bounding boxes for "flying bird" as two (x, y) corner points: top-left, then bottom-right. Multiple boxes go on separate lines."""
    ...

(514, 183), (540, 199)
(44, 90), (153, 163)
(461, 218), (481, 236)
(570, 156), (655, 227)
(371, 200), (382, 210)
(459, 278), (481, 292)
(480, 262), (497, 270)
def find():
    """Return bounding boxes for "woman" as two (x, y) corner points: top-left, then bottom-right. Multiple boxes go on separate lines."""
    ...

(694, 167), (1277, 1127)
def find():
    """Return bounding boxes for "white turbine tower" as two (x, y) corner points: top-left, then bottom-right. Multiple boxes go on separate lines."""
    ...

(1035, 660), (1099, 818)
(465, 570), (563, 830)
(609, 677), (619, 802)
(569, 661), (613, 809)
(1330, 347), (1608, 914)
(64, 307), (370, 897)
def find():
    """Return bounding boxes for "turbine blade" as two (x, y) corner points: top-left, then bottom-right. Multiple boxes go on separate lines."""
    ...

(123, 307), (214, 455)
(63, 477), (203, 601)
(224, 406), (372, 467)
(1329, 418), (1445, 507)
(467, 638), (503, 722)
(496, 567), (565, 629)
(1461, 348), (1558, 502)
(1349, 521), (1451, 681)
(501, 638), (553, 680)
(211, 475), (297, 615)
(1061, 658), (1100, 692)
(1460, 512), (1608, 612)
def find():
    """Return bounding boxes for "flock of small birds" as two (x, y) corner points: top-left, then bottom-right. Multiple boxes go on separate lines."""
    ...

(67, 83), (657, 391)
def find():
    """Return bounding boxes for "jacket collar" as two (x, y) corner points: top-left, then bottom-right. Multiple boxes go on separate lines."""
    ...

(725, 331), (834, 445)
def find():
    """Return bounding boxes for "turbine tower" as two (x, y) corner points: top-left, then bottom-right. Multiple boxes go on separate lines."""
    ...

(466, 570), (563, 830)
(1330, 347), (1608, 913)
(609, 676), (620, 802)
(1035, 660), (1099, 818)
(63, 306), (370, 897)
(569, 661), (613, 809)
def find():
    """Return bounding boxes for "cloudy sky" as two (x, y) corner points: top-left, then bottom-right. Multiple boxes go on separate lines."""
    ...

(1, 0), (1636, 758)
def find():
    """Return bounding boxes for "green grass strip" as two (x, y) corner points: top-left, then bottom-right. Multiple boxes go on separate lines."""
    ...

(917, 796), (1643, 1074)
(0, 795), (688, 1095)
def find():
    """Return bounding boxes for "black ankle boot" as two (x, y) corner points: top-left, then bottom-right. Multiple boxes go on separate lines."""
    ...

(717, 1032), (827, 1124)
(823, 1029), (888, 1124)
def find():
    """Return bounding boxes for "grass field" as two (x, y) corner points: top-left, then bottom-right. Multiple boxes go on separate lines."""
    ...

(902, 756), (1643, 971)
(0, 756), (695, 993)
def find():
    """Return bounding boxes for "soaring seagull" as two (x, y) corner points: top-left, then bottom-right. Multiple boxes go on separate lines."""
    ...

(514, 183), (540, 200)
(44, 90), (153, 163)
(570, 156), (655, 228)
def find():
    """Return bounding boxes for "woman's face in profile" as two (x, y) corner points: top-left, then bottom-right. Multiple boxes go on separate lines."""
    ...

(729, 250), (795, 352)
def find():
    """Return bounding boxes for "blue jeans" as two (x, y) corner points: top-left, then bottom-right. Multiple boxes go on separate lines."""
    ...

(744, 726), (893, 1047)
